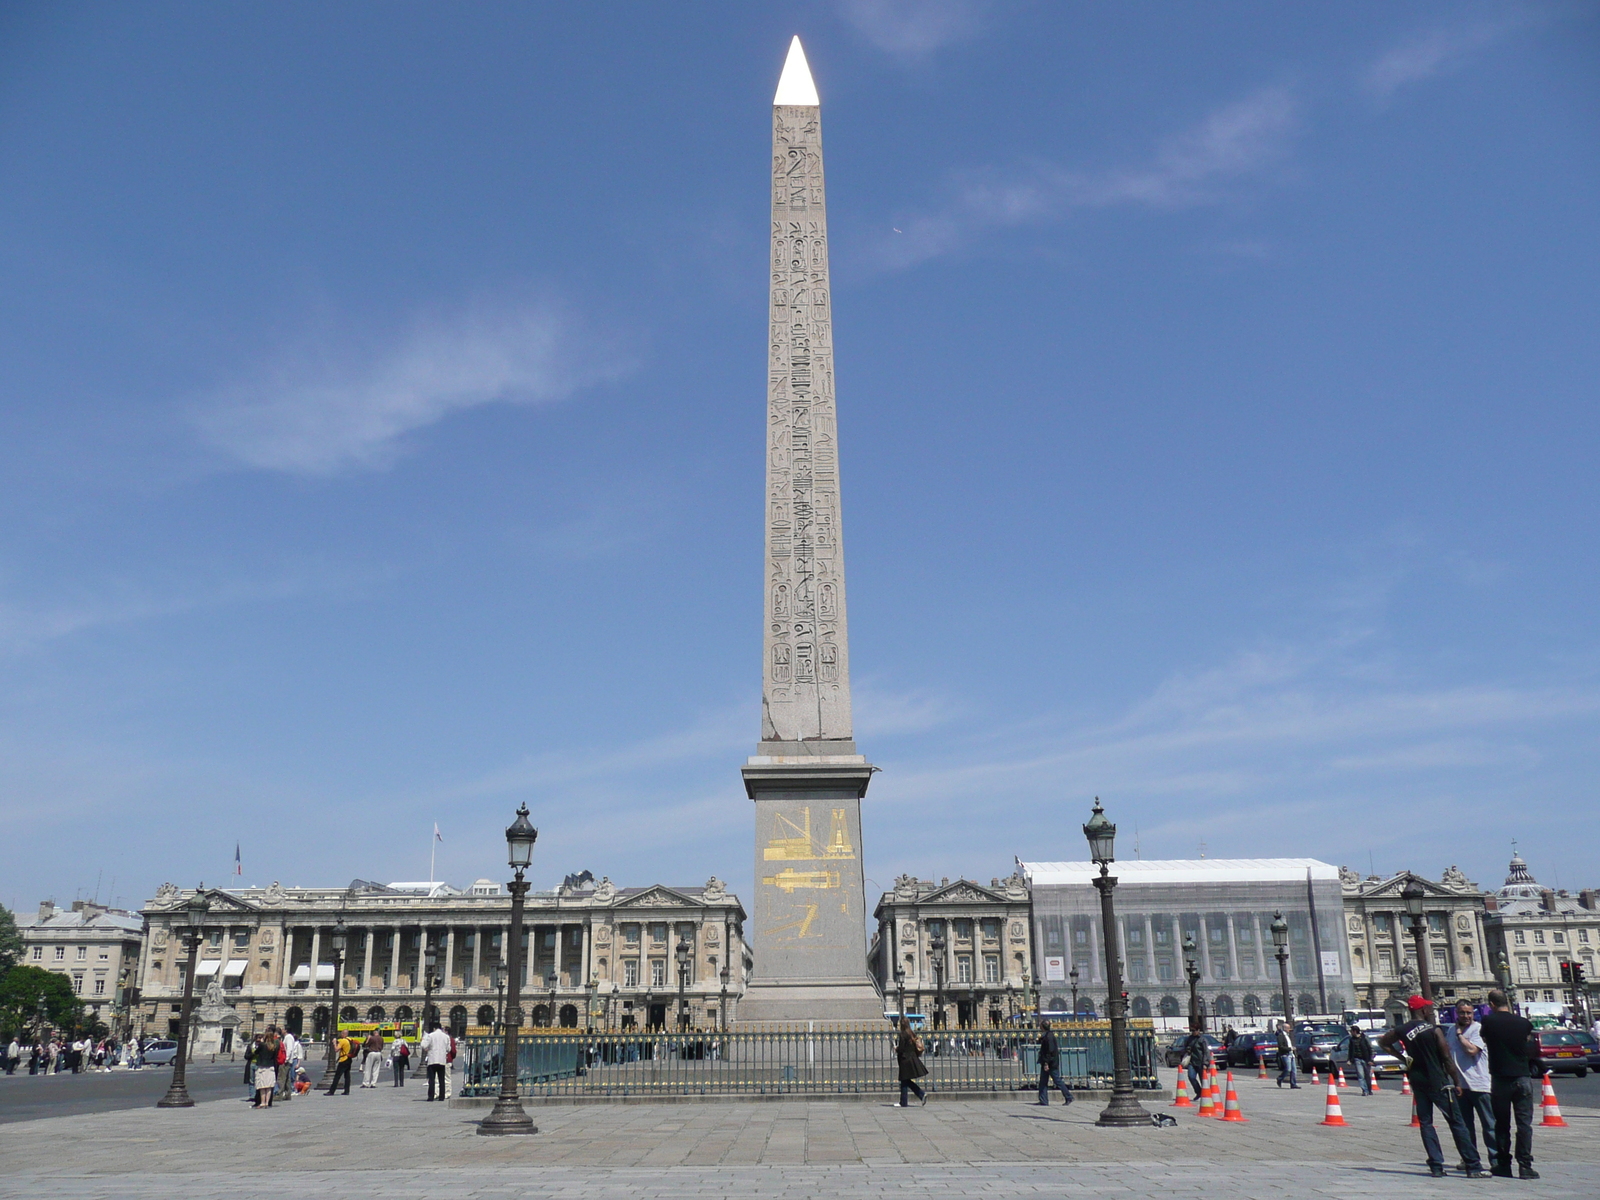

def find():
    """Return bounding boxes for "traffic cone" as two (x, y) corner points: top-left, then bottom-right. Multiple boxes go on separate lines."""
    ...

(1540, 1072), (1569, 1128)
(1208, 1066), (1224, 1117)
(1409, 1098), (1420, 1128)
(1400, 1073), (1412, 1096)
(1221, 1070), (1248, 1122)
(1309, 1064), (1319, 1085)
(1171, 1071), (1193, 1107)
(1257, 1049), (1268, 1080)
(1196, 1071), (1215, 1117)
(1336, 1065), (1349, 1089)
(1319, 1078), (1346, 1126)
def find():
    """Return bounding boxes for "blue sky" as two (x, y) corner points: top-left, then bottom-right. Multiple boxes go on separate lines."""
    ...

(2, 2), (1597, 917)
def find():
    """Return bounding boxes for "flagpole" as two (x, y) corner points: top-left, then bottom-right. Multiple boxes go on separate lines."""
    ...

(430, 830), (435, 884)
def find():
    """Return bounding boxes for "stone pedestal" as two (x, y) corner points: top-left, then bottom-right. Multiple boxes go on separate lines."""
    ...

(738, 745), (883, 1024)
(193, 1002), (241, 1055)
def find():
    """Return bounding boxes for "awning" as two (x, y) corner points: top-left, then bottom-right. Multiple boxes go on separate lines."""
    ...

(292, 964), (310, 981)
(291, 963), (338, 982)
(223, 959), (248, 977)
(195, 960), (221, 977)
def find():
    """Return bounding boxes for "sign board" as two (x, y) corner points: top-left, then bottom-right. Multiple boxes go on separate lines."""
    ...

(1044, 955), (1066, 982)
(1320, 951), (1342, 976)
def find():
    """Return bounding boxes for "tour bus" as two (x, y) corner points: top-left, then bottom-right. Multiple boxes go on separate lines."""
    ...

(335, 1020), (418, 1044)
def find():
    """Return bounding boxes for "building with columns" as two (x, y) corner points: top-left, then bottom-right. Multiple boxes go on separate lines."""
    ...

(134, 874), (747, 1042)
(18, 900), (143, 1029)
(1481, 852), (1600, 1014)
(1338, 865), (1499, 1017)
(870, 872), (1034, 1026)
(1022, 858), (1355, 1024)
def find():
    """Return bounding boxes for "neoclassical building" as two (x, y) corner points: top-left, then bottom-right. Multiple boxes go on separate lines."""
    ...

(1482, 852), (1600, 1012)
(134, 874), (747, 1042)
(1339, 865), (1498, 1015)
(18, 900), (143, 1029)
(870, 873), (1034, 1026)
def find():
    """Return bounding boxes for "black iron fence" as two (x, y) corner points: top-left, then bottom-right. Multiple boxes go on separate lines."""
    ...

(458, 1020), (1160, 1098)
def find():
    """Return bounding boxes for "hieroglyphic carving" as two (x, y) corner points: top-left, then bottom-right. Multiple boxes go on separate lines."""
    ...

(762, 101), (852, 742)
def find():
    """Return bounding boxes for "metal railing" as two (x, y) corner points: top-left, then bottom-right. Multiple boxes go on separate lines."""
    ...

(458, 1020), (1160, 1098)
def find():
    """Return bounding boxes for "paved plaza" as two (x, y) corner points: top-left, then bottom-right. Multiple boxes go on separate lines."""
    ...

(2, 1068), (1597, 1198)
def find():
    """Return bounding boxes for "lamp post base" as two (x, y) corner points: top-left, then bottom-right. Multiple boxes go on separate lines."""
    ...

(155, 1082), (194, 1108)
(1095, 1092), (1152, 1127)
(477, 1096), (539, 1136)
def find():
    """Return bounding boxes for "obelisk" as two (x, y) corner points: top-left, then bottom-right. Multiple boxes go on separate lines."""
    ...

(739, 37), (883, 1024)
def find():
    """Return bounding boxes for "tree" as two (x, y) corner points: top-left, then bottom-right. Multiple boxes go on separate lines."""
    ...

(0, 966), (83, 1038)
(0, 903), (20, 973)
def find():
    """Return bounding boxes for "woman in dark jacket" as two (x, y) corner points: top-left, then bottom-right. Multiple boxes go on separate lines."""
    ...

(895, 1017), (928, 1107)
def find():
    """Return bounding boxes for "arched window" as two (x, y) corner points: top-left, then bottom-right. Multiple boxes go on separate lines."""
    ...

(284, 1006), (304, 1036)
(449, 1005), (469, 1036)
(559, 1004), (579, 1028)
(1046, 995), (1067, 1013)
(422, 1004), (439, 1027)
(340, 1005), (358, 1021)
(532, 1004), (551, 1026)
(366, 1006), (386, 1022)
(394, 1005), (414, 1023)
(1297, 993), (1317, 1016)
(1076, 997), (1097, 1017)
(311, 1006), (330, 1040)
(1159, 995), (1181, 1017)
(476, 1005), (496, 1028)
(1131, 996), (1152, 1018)
(1243, 994), (1261, 1017)
(1213, 994), (1235, 1017)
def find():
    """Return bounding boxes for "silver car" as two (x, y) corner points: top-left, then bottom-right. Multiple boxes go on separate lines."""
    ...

(141, 1039), (179, 1065)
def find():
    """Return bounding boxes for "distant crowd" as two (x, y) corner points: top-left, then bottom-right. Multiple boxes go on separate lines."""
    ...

(2, 1035), (139, 1074)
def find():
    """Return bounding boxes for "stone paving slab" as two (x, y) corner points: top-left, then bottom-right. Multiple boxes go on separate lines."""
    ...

(0, 1073), (1595, 1197)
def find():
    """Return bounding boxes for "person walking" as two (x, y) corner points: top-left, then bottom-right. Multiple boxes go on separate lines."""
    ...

(390, 1033), (410, 1086)
(1380, 996), (1489, 1179)
(4, 1037), (18, 1075)
(277, 1028), (299, 1102)
(420, 1023), (451, 1101)
(252, 1029), (282, 1109)
(1035, 1019), (1074, 1106)
(243, 1033), (263, 1101)
(1275, 1020), (1299, 1088)
(1445, 1000), (1494, 1169)
(1480, 988), (1541, 1180)
(325, 1028), (354, 1096)
(360, 1030), (385, 1088)
(894, 1017), (927, 1107)
(1347, 1023), (1375, 1096)
(1178, 1022), (1210, 1103)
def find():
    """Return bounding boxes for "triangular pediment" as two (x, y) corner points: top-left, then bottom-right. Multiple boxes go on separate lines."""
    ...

(197, 888), (261, 914)
(614, 886), (700, 909)
(920, 879), (1005, 905)
(1359, 872), (1454, 900)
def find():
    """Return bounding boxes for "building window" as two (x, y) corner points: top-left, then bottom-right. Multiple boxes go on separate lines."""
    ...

(1127, 925), (1145, 948)
(1129, 958), (1147, 982)
(1427, 913), (1445, 935)
(1073, 927), (1088, 946)
(72, 975), (83, 993)
(953, 919), (973, 941)
(650, 924), (667, 945)
(956, 955), (972, 983)
(1212, 959), (1229, 980)
(32, 947), (41, 960)
(650, 959), (666, 988)
(1461, 945), (1473, 965)
(1235, 917), (1254, 945)
(234, 931), (249, 948)
(1156, 958), (1174, 982)
(624, 924), (640, 946)
(1353, 947), (1365, 968)
(1373, 913), (1391, 935)
(1553, 932), (1564, 945)
(1378, 948), (1393, 975)
(55, 946), (65, 960)
(623, 960), (639, 987)
(1514, 930), (1525, 945)
(1209, 926), (1225, 945)
(76, 946), (87, 960)
(1239, 954), (1256, 978)
(1153, 924), (1171, 947)
(209, 931), (223, 947)
(983, 955), (999, 983)
(98, 950), (109, 961)
(980, 919), (1000, 941)
(1579, 929), (1590, 943)
(1292, 954), (1310, 978)
(93, 979), (105, 995)
(1533, 930), (1546, 945)
(1431, 948), (1448, 975)
(1536, 957), (1551, 981)
(1543, 990), (1555, 1003)
(1516, 956), (1531, 981)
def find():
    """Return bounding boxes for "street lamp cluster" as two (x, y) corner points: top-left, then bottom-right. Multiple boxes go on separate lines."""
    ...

(1081, 798), (1149, 1128)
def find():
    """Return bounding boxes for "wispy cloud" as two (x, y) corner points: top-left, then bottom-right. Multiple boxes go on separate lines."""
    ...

(836, 0), (990, 59)
(1361, 16), (1524, 104)
(876, 87), (1297, 270)
(193, 300), (627, 475)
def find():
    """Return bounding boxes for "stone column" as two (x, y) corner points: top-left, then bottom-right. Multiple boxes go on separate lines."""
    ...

(580, 920), (592, 989)
(444, 927), (456, 988)
(471, 925), (482, 990)
(388, 927), (400, 990)
(309, 927), (321, 988)
(362, 928), (375, 990)
(282, 926), (300, 989)
(554, 923), (564, 988)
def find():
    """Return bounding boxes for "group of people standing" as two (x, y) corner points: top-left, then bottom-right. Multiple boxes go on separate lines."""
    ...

(891, 1017), (1076, 1109)
(3, 1035), (138, 1074)
(319, 1024), (453, 1101)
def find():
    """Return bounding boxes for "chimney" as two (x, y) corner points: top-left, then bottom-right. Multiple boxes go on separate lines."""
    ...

(36, 900), (55, 923)
(1580, 889), (1599, 912)
(1540, 888), (1557, 913)
(1483, 896), (1498, 912)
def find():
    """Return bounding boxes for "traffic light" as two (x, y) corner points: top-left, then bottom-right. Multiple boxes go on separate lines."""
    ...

(1558, 961), (1573, 984)
(1574, 962), (1587, 987)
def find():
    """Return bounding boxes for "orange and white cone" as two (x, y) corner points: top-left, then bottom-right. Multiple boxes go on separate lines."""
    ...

(1540, 1072), (1569, 1128)
(1257, 1049), (1268, 1080)
(1171, 1071), (1193, 1107)
(1221, 1070), (1248, 1122)
(1309, 1064), (1320, 1085)
(1401, 1073), (1412, 1096)
(1319, 1078), (1346, 1126)
(1196, 1071), (1216, 1117)
(1409, 1098), (1421, 1128)
(1336, 1065), (1349, 1089)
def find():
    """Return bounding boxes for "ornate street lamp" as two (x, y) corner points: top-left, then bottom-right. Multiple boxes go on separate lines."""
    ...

(586, 975), (598, 1034)
(930, 935), (947, 1030)
(1069, 963), (1081, 1018)
(1083, 799), (1148, 1127)
(1495, 951), (1511, 998)
(492, 960), (506, 1035)
(320, 919), (347, 1086)
(545, 966), (558, 1029)
(1022, 968), (1035, 1021)
(675, 938), (692, 1032)
(423, 946), (439, 1029)
(478, 803), (539, 1136)
(1402, 879), (1432, 1004)
(1270, 911), (1291, 1023)
(156, 890), (210, 1108)
(894, 963), (907, 1022)
(719, 961), (731, 1032)
(1183, 933), (1202, 1031)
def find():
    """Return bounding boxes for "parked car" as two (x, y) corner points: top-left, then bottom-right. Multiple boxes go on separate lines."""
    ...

(1226, 1032), (1279, 1068)
(1537, 1030), (1590, 1077)
(1295, 1024), (1347, 1072)
(1162, 1033), (1224, 1069)
(1570, 1029), (1600, 1070)
(141, 1039), (179, 1066)
(1332, 1031), (1405, 1078)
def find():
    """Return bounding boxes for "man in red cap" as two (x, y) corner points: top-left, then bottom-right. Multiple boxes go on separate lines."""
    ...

(1382, 996), (1490, 1179)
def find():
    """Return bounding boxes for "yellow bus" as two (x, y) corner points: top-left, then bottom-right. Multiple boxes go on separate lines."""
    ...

(335, 1020), (417, 1044)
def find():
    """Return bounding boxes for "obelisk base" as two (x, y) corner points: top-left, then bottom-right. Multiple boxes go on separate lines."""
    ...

(740, 748), (883, 1025)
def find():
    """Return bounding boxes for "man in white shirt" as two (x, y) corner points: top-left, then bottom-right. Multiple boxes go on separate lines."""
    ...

(278, 1029), (301, 1101)
(421, 1024), (452, 1102)
(1446, 1000), (1495, 1167)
